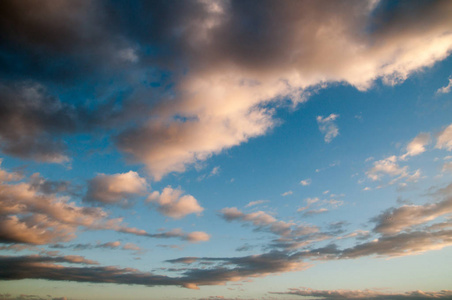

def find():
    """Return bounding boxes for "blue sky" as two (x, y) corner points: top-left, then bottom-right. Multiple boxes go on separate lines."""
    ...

(1, 1), (452, 299)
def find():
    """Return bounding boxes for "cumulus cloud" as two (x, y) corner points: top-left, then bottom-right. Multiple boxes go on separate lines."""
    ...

(436, 124), (452, 151)
(112, 0), (452, 180)
(0, 1), (451, 177)
(84, 171), (147, 205)
(147, 186), (204, 219)
(316, 114), (339, 143)
(436, 77), (452, 94)
(271, 287), (452, 299)
(0, 165), (207, 244)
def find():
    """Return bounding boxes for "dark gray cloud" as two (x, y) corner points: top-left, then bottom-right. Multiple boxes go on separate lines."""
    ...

(0, 83), (84, 162)
(0, 252), (308, 290)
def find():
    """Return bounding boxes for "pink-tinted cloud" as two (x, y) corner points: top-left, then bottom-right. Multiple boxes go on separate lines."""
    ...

(84, 171), (147, 205)
(147, 186), (204, 219)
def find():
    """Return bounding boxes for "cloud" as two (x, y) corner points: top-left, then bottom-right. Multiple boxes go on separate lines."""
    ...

(0, 252), (308, 290)
(281, 191), (293, 196)
(0, 1), (451, 177)
(302, 208), (329, 217)
(219, 207), (328, 250)
(339, 229), (452, 258)
(443, 162), (452, 172)
(84, 171), (147, 205)
(111, 0), (452, 180)
(372, 183), (452, 235)
(147, 186), (204, 219)
(436, 77), (452, 94)
(148, 228), (210, 243)
(28, 174), (71, 195)
(0, 84), (80, 163)
(300, 179), (311, 186)
(0, 293), (68, 300)
(245, 200), (269, 207)
(0, 159), (22, 182)
(271, 287), (452, 299)
(316, 114), (339, 143)
(366, 156), (408, 181)
(400, 133), (431, 159)
(436, 124), (452, 151)
(0, 165), (206, 244)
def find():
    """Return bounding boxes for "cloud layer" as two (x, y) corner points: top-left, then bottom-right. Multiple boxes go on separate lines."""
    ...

(1, 1), (452, 178)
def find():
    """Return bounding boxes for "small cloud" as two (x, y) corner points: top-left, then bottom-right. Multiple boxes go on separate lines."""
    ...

(436, 77), (452, 94)
(300, 178), (311, 186)
(210, 166), (221, 176)
(118, 47), (138, 63)
(366, 155), (407, 181)
(442, 162), (452, 172)
(303, 208), (328, 216)
(363, 187), (372, 191)
(436, 124), (452, 151)
(281, 191), (293, 197)
(316, 114), (339, 143)
(400, 133), (430, 160)
(245, 200), (269, 207)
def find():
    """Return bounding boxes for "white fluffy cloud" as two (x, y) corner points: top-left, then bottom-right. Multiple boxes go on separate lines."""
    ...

(147, 186), (204, 219)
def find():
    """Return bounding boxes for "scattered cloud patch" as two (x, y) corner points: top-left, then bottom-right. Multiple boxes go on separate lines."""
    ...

(245, 200), (269, 208)
(436, 124), (452, 151)
(436, 77), (452, 94)
(400, 133), (430, 159)
(316, 114), (339, 143)
(300, 179), (311, 186)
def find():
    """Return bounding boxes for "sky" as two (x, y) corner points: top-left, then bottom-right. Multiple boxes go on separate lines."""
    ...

(1, 0), (452, 299)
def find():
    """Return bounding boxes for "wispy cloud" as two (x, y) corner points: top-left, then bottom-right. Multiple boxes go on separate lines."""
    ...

(245, 200), (269, 208)
(316, 114), (340, 143)
(300, 179), (312, 186)
(436, 77), (452, 94)
(271, 288), (452, 299)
